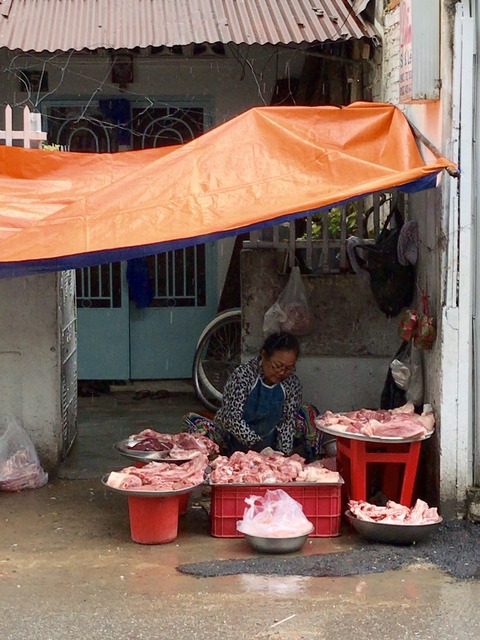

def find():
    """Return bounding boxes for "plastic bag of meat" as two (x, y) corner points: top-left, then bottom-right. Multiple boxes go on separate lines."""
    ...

(236, 489), (312, 537)
(0, 416), (48, 491)
(263, 266), (314, 337)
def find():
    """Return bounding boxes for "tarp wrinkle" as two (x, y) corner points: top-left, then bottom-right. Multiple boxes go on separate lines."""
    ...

(0, 102), (456, 278)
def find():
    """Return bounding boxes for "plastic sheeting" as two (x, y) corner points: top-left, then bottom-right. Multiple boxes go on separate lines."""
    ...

(0, 102), (455, 278)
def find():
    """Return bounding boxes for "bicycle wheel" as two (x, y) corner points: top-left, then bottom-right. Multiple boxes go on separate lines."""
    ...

(192, 308), (242, 412)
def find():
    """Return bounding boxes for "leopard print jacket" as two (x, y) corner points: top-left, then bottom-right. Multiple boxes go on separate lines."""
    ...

(215, 356), (303, 455)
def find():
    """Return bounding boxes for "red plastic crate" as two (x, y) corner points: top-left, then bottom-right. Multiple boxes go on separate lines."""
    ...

(210, 482), (343, 538)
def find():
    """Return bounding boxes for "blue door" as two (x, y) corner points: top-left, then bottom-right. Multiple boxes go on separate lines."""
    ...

(48, 100), (218, 380)
(76, 246), (218, 380)
(129, 244), (217, 378)
(76, 262), (130, 379)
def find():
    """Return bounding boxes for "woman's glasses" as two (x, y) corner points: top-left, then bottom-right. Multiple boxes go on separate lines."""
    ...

(269, 359), (296, 374)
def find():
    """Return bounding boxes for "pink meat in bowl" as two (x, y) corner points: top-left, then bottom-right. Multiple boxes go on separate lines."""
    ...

(127, 438), (173, 452)
(238, 523), (315, 554)
(346, 498), (442, 545)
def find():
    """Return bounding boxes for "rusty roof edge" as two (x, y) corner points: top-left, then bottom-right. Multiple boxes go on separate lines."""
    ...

(0, 0), (379, 54)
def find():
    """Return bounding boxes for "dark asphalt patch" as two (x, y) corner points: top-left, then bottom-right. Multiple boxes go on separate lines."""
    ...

(177, 519), (480, 580)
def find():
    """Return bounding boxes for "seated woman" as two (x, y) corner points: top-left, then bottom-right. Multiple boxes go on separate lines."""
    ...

(182, 331), (324, 461)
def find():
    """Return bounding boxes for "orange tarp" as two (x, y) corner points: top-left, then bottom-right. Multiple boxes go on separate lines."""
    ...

(0, 102), (455, 277)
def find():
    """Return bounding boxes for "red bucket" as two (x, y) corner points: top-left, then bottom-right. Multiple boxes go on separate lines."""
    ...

(127, 494), (180, 544)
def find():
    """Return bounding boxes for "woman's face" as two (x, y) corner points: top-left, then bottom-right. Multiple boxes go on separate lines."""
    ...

(261, 348), (298, 385)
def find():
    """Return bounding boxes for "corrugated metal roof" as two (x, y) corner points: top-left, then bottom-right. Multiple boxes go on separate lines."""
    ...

(0, 0), (377, 53)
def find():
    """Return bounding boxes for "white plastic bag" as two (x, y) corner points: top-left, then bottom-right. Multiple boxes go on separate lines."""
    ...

(263, 266), (314, 337)
(389, 341), (424, 406)
(236, 489), (312, 537)
(0, 416), (48, 491)
(406, 345), (424, 406)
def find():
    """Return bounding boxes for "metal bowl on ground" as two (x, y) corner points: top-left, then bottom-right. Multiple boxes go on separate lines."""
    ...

(345, 510), (442, 545)
(322, 437), (337, 457)
(241, 524), (315, 554)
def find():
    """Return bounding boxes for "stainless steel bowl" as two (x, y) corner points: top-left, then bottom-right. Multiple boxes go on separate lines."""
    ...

(241, 524), (314, 554)
(345, 510), (442, 545)
(322, 437), (337, 457)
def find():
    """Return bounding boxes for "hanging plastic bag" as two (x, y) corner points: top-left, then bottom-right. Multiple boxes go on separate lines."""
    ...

(352, 207), (415, 318)
(414, 315), (436, 350)
(390, 352), (412, 391)
(406, 345), (424, 406)
(263, 266), (314, 336)
(413, 293), (436, 350)
(398, 308), (418, 342)
(397, 291), (436, 350)
(380, 342), (409, 410)
(236, 489), (312, 537)
(0, 416), (48, 491)
(387, 341), (424, 408)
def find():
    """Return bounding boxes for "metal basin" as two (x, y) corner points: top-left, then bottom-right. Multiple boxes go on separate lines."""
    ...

(241, 524), (314, 554)
(322, 437), (337, 457)
(345, 510), (442, 545)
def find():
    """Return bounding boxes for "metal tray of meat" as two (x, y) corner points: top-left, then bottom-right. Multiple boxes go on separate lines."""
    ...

(101, 474), (205, 497)
(345, 510), (442, 545)
(113, 439), (193, 464)
(315, 423), (434, 444)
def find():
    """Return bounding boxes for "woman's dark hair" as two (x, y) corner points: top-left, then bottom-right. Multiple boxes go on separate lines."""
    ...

(261, 332), (300, 358)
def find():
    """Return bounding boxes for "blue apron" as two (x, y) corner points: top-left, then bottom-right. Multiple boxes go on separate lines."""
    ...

(241, 378), (285, 449)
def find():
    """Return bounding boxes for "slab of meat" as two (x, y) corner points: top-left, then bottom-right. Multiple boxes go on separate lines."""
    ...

(127, 438), (173, 452)
(105, 451), (208, 492)
(209, 450), (341, 484)
(348, 498), (441, 524)
(0, 450), (49, 492)
(126, 430), (219, 459)
(316, 402), (435, 440)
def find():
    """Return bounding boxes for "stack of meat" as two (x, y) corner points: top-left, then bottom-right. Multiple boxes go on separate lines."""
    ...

(125, 429), (219, 459)
(0, 449), (48, 491)
(209, 450), (341, 484)
(348, 498), (441, 525)
(316, 402), (435, 439)
(106, 451), (208, 492)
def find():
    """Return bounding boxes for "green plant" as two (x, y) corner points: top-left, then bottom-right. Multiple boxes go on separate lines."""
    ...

(42, 142), (62, 151)
(298, 203), (358, 240)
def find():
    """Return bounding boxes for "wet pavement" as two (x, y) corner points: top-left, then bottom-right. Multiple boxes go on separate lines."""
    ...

(1, 387), (479, 639)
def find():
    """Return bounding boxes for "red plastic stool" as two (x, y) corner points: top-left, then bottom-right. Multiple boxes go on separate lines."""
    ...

(127, 494), (180, 544)
(336, 436), (422, 507)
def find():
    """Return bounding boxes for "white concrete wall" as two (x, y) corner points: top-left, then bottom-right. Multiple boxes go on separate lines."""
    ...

(0, 273), (63, 471)
(296, 355), (391, 414)
(241, 249), (399, 414)
(381, 1), (467, 515)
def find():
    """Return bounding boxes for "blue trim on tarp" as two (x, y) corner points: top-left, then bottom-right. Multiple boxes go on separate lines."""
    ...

(398, 173), (438, 193)
(0, 171), (441, 279)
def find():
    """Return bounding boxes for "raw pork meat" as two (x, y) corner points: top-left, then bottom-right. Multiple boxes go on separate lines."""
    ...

(348, 498), (441, 524)
(209, 450), (341, 484)
(126, 430), (219, 459)
(316, 402), (435, 440)
(106, 451), (208, 492)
